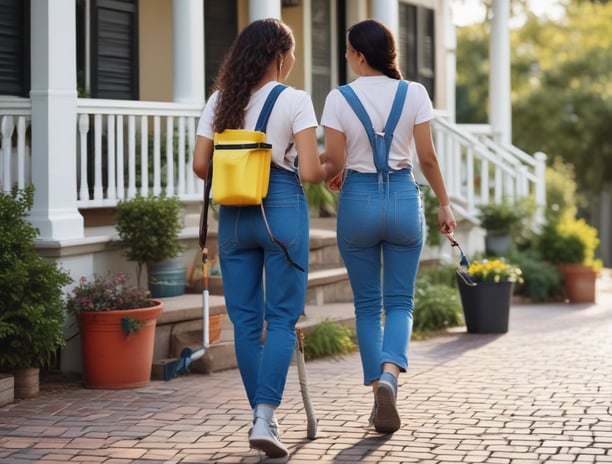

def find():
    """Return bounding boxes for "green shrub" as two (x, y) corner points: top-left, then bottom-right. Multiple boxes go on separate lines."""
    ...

(303, 182), (338, 216)
(0, 186), (72, 370)
(418, 263), (459, 288)
(304, 319), (356, 361)
(537, 215), (601, 269)
(508, 250), (564, 302)
(477, 199), (526, 235)
(115, 194), (184, 288)
(544, 158), (578, 224)
(421, 186), (443, 247)
(413, 279), (464, 334)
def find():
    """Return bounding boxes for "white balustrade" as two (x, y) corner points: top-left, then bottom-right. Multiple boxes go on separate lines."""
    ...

(0, 98), (545, 227)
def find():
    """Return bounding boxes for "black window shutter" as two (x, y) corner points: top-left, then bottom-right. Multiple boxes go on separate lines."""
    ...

(204, 0), (237, 99)
(0, 0), (30, 97)
(399, 4), (435, 102)
(311, 0), (332, 119)
(91, 0), (139, 100)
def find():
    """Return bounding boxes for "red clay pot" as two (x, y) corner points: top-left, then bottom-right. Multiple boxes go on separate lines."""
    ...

(558, 264), (597, 303)
(77, 301), (163, 389)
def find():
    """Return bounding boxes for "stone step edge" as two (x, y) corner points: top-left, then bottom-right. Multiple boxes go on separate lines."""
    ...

(158, 267), (349, 325)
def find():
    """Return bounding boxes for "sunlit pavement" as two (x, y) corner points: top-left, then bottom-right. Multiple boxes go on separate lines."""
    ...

(1, 272), (611, 463)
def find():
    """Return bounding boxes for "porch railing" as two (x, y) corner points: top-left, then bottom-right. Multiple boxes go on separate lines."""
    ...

(0, 97), (32, 190)
(430, 115), (547, 227)
(1, 98), (545, 226)
(75, 98), (203, 207)
(1, 97), (204, 206)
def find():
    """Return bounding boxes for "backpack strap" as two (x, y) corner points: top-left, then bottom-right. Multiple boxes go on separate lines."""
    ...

(201, 83), (287, 249)
(338, 80), (409, 173)
(255, 84), (287, 133)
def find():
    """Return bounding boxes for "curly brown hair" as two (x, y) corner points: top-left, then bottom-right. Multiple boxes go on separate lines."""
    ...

(212, 18), (295, 133)
(348, 19), (402, 80)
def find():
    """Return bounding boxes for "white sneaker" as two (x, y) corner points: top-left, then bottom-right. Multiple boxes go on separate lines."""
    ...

(249, 408), (288, 458)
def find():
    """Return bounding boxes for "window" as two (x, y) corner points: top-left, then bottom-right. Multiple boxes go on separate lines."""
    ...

(204, 0), (237, 99)
(399, 3), (435, 102)
(89, 0), (139, 99)
(311, 0), (335, 119)
(0, 0), (30, 97)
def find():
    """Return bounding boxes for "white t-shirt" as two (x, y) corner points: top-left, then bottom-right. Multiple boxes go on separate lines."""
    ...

(196, 81), (318, 171)
(321, 75), (434, 173)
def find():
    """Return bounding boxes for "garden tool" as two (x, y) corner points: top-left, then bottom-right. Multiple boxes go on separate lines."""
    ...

(447, 233), (477, 286)
(160, 175), (213, 380)
(174, 177), (213, 374)
(295, 328), (317, 439)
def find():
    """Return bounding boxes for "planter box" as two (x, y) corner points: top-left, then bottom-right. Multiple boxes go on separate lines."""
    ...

(0, 374), (14, 406)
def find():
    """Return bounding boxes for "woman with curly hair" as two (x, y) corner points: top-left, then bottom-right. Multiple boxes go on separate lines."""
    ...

(193, 18), (336, 458)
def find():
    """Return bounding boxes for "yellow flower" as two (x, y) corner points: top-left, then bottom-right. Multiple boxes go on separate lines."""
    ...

(467, 259), (522, 283)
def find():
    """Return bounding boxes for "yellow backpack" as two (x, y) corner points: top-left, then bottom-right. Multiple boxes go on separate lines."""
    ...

(211, 84), (286, 206)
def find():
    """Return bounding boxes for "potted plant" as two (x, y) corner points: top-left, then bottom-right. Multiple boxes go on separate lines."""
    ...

(477, 199), (527, 255)
(115, 194), (185, 298)
(0, 186), (72, 398)
(66, 272), (163, 389)
(456, 258), (522, 334)
(537, 215), (602, 303)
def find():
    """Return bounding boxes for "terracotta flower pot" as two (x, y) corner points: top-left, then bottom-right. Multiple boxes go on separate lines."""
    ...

(558, 264), (597, 303)
(77, 302), (163, 389)
(13, 367), (39, 398)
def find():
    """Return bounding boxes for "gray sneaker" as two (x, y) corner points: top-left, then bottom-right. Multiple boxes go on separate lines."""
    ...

(374, 373), (400, 433)
(249, 414), (288, 458)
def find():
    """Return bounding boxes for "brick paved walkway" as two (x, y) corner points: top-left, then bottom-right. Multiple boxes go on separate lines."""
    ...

(1, 281), (611, 463)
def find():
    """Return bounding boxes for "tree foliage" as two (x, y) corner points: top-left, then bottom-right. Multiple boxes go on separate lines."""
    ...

(456, 0), (612, 198)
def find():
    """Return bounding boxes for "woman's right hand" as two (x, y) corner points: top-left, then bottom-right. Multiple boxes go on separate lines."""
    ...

(326, 172), (343, 191)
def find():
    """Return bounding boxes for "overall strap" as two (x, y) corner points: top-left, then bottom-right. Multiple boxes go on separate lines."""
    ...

(255, 84), (287, 133)
(337, 84), (377, 154)
(338, 80), (409, 173)
(383, 80), (409, 151)
(199, 84), (286, 250)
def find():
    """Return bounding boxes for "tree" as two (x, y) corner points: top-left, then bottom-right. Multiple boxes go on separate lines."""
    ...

(511, 1), (612, 196)
(456, 0), (612, 207)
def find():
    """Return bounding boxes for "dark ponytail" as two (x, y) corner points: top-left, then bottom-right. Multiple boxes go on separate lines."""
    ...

(348, 19), (402, 80)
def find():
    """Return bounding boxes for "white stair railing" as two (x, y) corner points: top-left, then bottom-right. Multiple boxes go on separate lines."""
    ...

(429, 116), (546, 228)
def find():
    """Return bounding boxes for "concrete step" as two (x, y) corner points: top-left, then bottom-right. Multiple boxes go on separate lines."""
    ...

(151, 222), (354, 379)
(151, 293), (355, 378)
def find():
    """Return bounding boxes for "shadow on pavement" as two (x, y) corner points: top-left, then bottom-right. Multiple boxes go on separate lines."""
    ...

(332, 434), (394, 462)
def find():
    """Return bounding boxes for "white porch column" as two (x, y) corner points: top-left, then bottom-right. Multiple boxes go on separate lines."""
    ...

(173, 0), (205, 105)
(29, 0), (83, 240)
(249, 0), (281, 21)
(489, 0), (512, 144)
(371, 0), (399, 39)
(442, 0), (457, 121)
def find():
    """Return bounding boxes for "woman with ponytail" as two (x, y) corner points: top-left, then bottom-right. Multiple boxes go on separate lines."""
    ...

(320, 19), (456, 434)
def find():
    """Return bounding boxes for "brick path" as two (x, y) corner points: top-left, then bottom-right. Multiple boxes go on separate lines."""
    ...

(1, 281), (611, 463)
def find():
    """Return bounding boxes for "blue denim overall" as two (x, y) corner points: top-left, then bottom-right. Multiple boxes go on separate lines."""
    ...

(337, 81), (425, 385)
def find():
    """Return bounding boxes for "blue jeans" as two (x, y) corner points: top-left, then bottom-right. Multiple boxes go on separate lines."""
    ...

(337, 169), (424, 385)
(218, 167), (309, 408)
